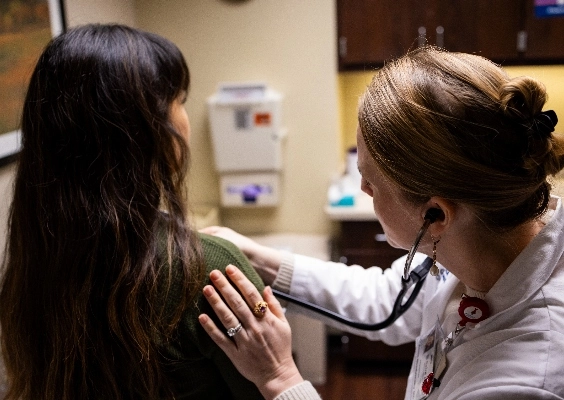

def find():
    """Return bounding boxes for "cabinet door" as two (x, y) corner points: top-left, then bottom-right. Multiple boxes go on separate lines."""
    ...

(337, 220), (412, 362)
(523, 0), (564, 62)
(337, 0), (434, 70)
(437, 0), (522, 62)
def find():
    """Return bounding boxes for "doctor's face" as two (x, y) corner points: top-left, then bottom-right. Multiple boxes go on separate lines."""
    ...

(357, 127), (421, 250)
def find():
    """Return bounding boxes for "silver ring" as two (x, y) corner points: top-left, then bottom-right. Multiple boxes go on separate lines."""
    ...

(226, 322), (242, 337)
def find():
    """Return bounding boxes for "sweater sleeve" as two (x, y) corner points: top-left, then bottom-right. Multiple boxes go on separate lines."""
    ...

(166, 233), (266, 399)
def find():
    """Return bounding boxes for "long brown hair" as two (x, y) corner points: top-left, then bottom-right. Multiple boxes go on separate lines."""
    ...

(359, 46), (564, 230)
(0, 24), (205, 399)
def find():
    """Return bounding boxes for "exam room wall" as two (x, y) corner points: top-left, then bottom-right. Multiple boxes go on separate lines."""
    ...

(134, 0), (341, 236)
(0, 0), (340, 258)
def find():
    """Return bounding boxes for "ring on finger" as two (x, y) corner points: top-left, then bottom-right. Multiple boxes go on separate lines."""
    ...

(226, 322), (243, 337)
(253, 301), (268, 318)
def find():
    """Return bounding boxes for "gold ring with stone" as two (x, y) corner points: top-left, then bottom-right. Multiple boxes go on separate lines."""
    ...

(253, 301), (268, 318)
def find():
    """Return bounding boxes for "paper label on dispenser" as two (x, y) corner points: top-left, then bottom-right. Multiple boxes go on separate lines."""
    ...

(254, 112), (271, 126)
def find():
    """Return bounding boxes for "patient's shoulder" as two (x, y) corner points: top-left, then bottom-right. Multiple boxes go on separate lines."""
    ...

(198, 232), (265, 290)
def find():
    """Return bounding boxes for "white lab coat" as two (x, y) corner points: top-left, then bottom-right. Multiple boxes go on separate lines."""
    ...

(276, 197), (564, 399)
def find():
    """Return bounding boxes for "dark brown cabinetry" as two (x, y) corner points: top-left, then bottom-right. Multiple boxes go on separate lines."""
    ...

(337, 0), (564, 70)
(437, 0), (522, 60)
(337, 220), (413, 363)
(524, 3), (564, 61)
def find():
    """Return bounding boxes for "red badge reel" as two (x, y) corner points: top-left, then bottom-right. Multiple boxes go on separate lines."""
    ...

(458, 295), (490, 326)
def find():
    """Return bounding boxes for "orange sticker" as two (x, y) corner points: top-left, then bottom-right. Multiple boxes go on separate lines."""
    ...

(254, 113), (271, 126)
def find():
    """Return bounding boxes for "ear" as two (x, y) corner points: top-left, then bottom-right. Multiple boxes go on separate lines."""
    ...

(421, 197), (457, 237)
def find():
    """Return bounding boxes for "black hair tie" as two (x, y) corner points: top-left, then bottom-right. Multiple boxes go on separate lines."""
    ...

(533, 110), (558, 137)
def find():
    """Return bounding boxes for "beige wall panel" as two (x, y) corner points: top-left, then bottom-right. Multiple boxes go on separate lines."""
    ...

(0, 165), (15, 261)
(64, 0), (136, 27)
(135, 0), (341, 235)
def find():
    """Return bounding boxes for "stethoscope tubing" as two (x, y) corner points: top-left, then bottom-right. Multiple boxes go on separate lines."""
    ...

(271, 257), (432, 331)
(270, 209), (441, 331)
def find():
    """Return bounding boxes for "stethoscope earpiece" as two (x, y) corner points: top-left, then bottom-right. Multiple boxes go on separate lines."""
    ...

(403, 208), (442, 280)
(424, 208), (443, 224)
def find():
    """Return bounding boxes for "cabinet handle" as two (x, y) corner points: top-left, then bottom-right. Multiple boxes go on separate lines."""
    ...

(418, 26), (426, 47)
(517, 30), (527, 52)
(436, 26), (444, 48)
(339, 36), (347, 58)
(374, 233), (387, 242)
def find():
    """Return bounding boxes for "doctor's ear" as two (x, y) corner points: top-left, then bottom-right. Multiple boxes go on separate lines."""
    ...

(422, 198), (455, 235)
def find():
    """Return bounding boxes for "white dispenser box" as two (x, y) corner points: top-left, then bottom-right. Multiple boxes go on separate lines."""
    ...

(207, 82), (285, 207)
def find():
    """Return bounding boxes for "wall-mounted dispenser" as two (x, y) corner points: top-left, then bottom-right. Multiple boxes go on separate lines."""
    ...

(207, 82), (285, 207)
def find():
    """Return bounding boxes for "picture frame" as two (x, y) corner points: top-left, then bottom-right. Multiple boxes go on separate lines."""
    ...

(0, 0), (66, 167)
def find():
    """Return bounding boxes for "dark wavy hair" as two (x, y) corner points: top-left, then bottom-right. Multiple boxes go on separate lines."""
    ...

(0, 24), (205, 399)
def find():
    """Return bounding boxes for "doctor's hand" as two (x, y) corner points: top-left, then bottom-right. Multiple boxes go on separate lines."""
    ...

(198, 265), (303, 400)
(199, 226), (282, 285)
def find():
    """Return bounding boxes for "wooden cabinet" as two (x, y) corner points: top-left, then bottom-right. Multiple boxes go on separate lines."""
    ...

(336, 220), (413, 363)
(338, 220), (407, 269)
(337, 0), (564, 70)
(436, 0), (522, 60)
(523, 0), (564, 62)
(336, 0), (433, 70)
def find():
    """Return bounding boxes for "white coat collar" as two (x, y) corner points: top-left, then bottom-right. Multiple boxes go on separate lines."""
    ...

(485, 196), (564, 315)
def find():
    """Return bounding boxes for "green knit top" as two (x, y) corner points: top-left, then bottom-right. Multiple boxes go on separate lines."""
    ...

(160, 232), (265, 399)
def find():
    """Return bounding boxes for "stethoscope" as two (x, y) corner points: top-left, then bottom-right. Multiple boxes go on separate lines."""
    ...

(271, 208), (443, 331)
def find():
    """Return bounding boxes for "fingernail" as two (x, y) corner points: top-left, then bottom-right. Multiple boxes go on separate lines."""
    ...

(210, 270), (221, 281)
(203, 285), (213, 296)
(225, 264), (237, 275)
(264, 286), (272, 296)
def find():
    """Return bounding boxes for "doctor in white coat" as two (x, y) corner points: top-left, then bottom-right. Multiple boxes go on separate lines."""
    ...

(198, 46), (564, 400)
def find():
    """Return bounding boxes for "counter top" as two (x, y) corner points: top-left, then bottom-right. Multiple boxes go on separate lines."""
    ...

(324, 191), (377, 221)
(325, 177), (564, 222)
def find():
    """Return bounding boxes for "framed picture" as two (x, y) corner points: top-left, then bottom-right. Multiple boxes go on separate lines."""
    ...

(0, 0), (66, 166)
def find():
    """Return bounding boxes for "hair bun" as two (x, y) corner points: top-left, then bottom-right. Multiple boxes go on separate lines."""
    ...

(532, 110), (558, 138)
(499, 76), (547, 121)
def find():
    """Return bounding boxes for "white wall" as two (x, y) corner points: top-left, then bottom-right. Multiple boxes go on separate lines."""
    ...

(0, 165), (15, 259)
(63, 0), (135, 27)
(135, 0), (340, 235)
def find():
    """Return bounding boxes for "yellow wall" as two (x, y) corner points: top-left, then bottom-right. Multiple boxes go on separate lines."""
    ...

(339, 65), (564, 155)
(338, 71), (375, 151)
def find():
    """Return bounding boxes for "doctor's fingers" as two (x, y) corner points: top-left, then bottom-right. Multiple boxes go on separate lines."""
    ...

(199, 225), (224, 235)
(200, 226), (242, 244)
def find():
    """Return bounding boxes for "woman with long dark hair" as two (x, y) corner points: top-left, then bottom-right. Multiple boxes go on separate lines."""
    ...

(0, 24), (263, 399)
